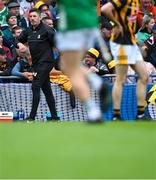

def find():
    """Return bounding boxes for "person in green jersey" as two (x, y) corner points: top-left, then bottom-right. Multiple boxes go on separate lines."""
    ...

(0, 0), (8, 28)
(101, 0), (149, 120)
(56, 0), (110, 122)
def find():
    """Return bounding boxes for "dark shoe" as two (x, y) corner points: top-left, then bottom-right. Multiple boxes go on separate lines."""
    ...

(47, 116), (60, 122)
(99, 82), (111, 112)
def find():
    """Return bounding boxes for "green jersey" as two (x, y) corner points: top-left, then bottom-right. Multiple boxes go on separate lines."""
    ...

(0, 7), (8, 27)
(58, 0), (98, 31)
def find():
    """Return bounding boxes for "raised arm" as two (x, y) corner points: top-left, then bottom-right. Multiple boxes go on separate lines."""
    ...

(101, 2), (123, 38)
(15, 29), (29, 54)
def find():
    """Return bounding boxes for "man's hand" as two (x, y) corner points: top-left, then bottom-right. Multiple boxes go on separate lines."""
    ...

(101, 2), (124, 39)
(113, 23), (124, 39)
(17, 43), (27, 54)
(23, 72), (33, 81)
(141, 45), (148, 58)
(88, 66), (99, 73)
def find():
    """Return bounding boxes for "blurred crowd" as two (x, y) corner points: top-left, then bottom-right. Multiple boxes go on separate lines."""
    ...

(0, 0), (156, 83)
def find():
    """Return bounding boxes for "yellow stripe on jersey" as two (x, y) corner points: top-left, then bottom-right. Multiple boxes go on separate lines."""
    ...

(111, 0), (139, 44)
(119, 0), (130, 30)
(128, 0), (138, 44)
(127, 0), (135, 44)
(113, 0), (122, 8)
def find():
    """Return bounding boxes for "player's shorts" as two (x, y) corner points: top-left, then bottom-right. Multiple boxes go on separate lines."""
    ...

(56, 28), (99, 51)
(110, 41), (143, 65)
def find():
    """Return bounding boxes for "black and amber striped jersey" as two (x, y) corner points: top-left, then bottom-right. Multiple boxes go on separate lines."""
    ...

(110, 0), (140, 45)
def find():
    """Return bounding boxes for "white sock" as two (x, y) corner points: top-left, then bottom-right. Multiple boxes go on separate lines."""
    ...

(87, 73), (103, 91)
(83, 98), (102, 121)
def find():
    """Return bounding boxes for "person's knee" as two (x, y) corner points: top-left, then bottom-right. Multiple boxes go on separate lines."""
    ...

(116, 76), (126, 86)
(61, 67), (75, 77)
(139, 74), (149, 84)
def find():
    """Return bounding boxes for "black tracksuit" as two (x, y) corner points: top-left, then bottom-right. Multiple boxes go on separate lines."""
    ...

(16, 22), (58, 119)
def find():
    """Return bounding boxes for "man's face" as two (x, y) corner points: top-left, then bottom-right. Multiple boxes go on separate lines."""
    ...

(84, 54), (96, 67)
(14, 29), (22, 37)
(101, 27), (112, 39)
(45, 19), (53, 27)
(9, 7), (20, 16)
(29, 11), (41, 27)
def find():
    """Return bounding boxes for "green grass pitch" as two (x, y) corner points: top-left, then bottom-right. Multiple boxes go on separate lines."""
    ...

(0, 121), (156, 179)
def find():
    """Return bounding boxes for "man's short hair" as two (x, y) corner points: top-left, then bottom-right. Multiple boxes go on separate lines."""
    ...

(101, 20), (113, 30)
(42, 16), (53, 21)
(29, 8), (41, 15)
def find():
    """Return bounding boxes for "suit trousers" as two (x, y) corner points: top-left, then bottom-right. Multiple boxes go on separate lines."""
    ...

(30, 62), (57, 119)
